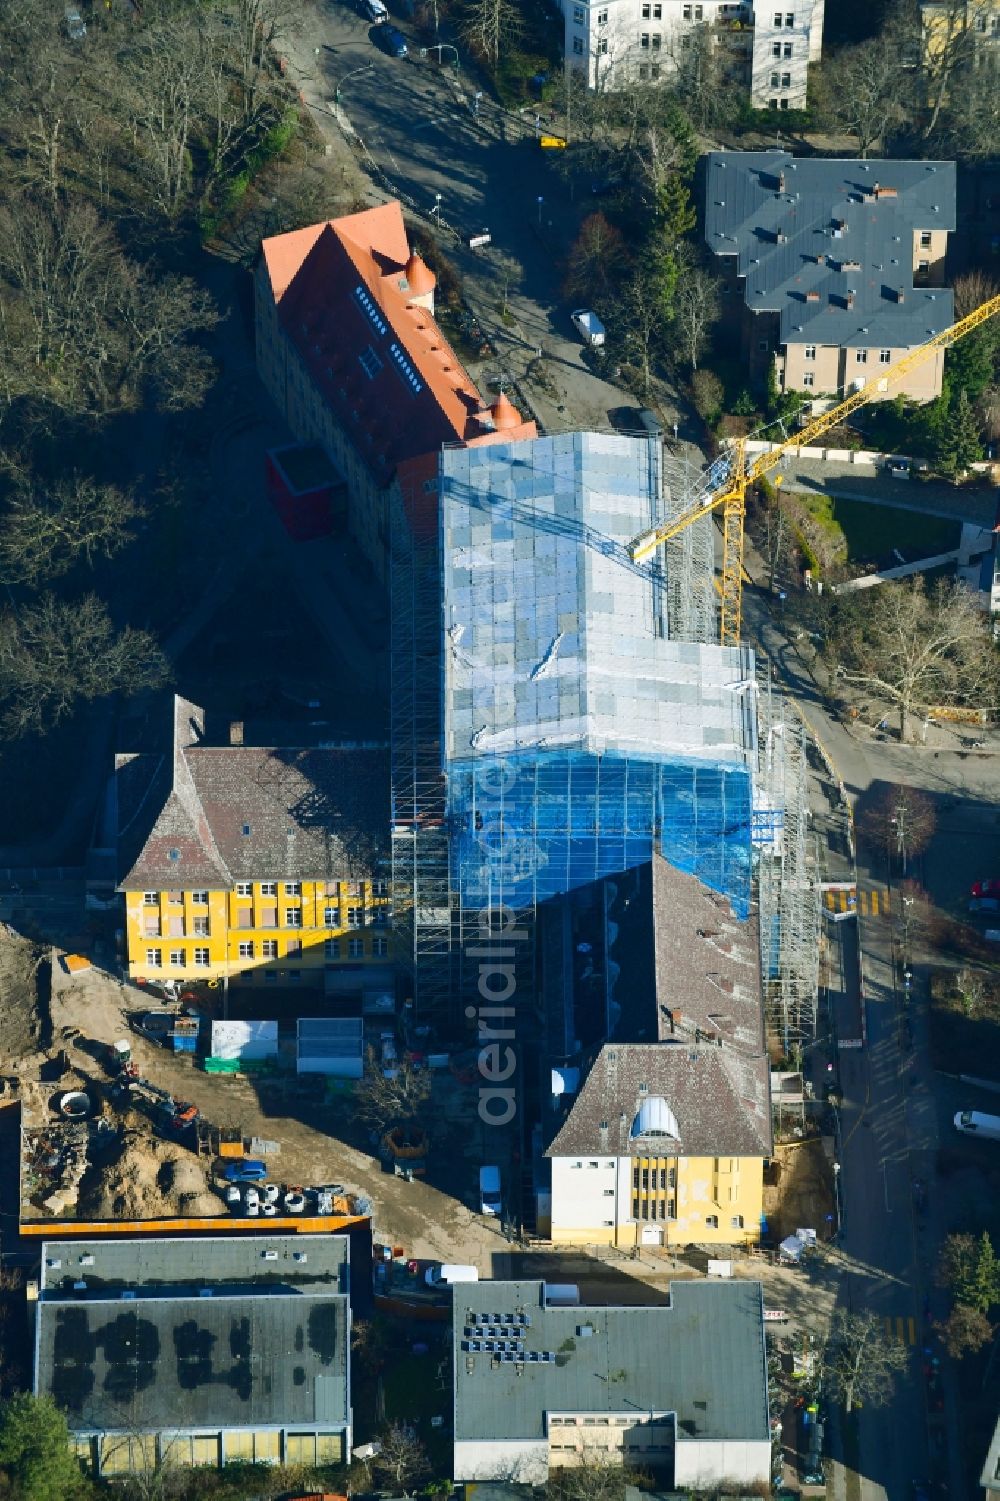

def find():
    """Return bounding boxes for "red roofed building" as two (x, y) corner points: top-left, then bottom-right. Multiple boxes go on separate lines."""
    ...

(256, 202), (535, 577)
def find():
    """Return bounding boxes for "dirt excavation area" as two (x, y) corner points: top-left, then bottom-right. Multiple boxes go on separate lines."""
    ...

(764, 1135), (837, 1242)
(0, 924), (50, 1066)
(10, 944), (507, 1267)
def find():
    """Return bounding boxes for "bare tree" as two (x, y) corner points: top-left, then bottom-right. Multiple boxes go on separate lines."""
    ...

(546, 1451), (628, 1501)
(935, 1303), (993, 1359)
(457, 0), (523, 66)
(373, 1422), (430, 1494)
(670, 257), (721, 372)
(813, 34), (915, 157)
(354, 1050), (430, 1132)
(0, 474), (142, 584)
(0, 199), (218, 419)
(939, 58), (1000, 158)
(825, 578), (999, 742)
(0, 594), (170, 738)
(920, 0), (997, 139)
(859, 784), (936, 873)
(953, 269), (1000, 323)
(822, 1310), (908, 1413)
(563, 213), (630, 304)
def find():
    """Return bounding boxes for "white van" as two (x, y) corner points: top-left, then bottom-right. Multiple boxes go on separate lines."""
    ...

(479, 1164), (501, 1216)
(954, 1110), (1000, 1140)
(425, 1264), (479, 1287)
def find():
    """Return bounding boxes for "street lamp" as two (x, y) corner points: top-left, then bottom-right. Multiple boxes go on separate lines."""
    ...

(537, 194), (544, 225)
(432, 192), (442, 226)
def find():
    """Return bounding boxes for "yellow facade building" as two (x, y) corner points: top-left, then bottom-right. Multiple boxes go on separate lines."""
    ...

(115, 697), (391, 989)
(542, 858), (771, 1250)
(921, 0), (1000, 73)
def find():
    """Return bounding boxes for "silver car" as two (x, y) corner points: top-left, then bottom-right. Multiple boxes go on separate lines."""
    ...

(65, 5), (86, 39)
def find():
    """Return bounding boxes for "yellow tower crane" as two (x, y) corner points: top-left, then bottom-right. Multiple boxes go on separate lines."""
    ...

(629, 293), (1000, 646)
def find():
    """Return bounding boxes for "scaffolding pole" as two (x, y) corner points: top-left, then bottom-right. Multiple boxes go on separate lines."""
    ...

(755, 663), (821, 1056)
(389, 482), (456, 1024)
(660, 449), (718, 643)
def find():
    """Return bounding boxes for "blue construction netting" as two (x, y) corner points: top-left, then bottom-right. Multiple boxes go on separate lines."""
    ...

(447, 748), (753, 920)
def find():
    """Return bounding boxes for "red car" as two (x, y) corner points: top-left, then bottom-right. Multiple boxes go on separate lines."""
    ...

(971, 879), (1000, 898)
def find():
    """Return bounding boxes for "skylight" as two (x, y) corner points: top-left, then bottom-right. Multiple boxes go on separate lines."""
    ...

(354, 284), (387, 337)
(389, 341), (423, 395)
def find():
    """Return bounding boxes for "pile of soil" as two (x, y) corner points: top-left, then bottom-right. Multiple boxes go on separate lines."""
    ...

(0, 924), (47, 1060)
(77, 1126), (221, 1221)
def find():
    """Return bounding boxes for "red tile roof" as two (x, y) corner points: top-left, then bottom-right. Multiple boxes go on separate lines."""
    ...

(261, 203), (534, 487)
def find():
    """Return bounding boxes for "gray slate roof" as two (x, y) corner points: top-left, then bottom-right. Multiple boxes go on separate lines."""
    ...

(545, 855), (771, 1159)
(116, 696), (389, 889)
(453, 1279), (769, 1444)
(704, 152), (956, 348)
(545, 1040), (771, 1159)
(35, 1235), (350, 1435)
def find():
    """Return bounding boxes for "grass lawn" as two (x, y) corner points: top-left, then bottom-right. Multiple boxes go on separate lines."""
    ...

(793, 493), (960, 569)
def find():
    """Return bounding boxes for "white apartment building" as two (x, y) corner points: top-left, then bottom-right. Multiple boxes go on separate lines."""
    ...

(556, 0), (824, 107)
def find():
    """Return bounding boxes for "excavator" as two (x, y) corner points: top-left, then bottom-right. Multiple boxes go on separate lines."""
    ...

(629, 293), (1000, 645)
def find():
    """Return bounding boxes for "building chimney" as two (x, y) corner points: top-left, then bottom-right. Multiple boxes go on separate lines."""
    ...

(896, 288), (906, 304)
(846, 292), (855, 310)
(229, 721), (244, 747)
(778, 171), (786, 193)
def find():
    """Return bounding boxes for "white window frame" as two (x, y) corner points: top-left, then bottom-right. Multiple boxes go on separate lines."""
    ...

(169, 950), (185, 967)
(143, 892), (158, 906)
(348, 937), (365, 959)
(260, 882), (277, 897)
(285, 909), (303, 928)
(146, 949), (162, 968)
(261, 940), (279, 959)
(194, 948), (210, 967)
(191, 891), (208, 905)
(238, 941), (254, 960)
(284, 882), (301, 896)
(802, 372), (815, 387)
(879, 349), (891, 363)
(235, 882), (252, 898)
(804, 345), (816, 360)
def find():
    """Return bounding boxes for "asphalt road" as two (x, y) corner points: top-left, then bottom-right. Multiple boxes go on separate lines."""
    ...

(286, 1), (656, 432)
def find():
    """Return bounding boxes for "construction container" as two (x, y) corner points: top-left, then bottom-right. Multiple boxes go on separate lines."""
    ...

(203, 1057), (240, 1075)
(172, 1018), (200, 1054)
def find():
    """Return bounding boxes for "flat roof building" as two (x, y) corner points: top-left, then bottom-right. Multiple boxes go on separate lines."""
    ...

(34, 1234), (352, 1477)
(452, 1278), (771, 1488)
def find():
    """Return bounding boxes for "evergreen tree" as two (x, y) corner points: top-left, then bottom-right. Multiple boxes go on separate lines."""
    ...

(937, 387), (983, 475)
(0, 1393), (86, 1501)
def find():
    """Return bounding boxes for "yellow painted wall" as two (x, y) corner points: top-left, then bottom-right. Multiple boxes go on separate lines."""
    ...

(123, 879), (391, 985)
(550, 1153), (764, 1249)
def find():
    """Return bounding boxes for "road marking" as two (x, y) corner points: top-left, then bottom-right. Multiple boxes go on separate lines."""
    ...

(883, 1316), (918, 1345)
(824, 886), (890, 917)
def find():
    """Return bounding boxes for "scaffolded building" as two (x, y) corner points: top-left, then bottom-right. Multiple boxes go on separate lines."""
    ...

(391, 431), (776, 1023)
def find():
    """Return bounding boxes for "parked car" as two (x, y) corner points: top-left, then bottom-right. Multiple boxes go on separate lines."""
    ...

(372, 22), (407, 56)
(425, 1263), (479, 1286)
(570, 308), (606, 348)
(954, 1109), (1000, 1140)
(885, 457), (911, 479)
(65, 5), (86, 39)
(971, 878), (1000, 898)
(359, 0), (388, 18)
(222, 1158), (268, 1182)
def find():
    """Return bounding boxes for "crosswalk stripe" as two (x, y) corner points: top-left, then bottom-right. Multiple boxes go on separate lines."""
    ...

(884, 1315), (917, 1344)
